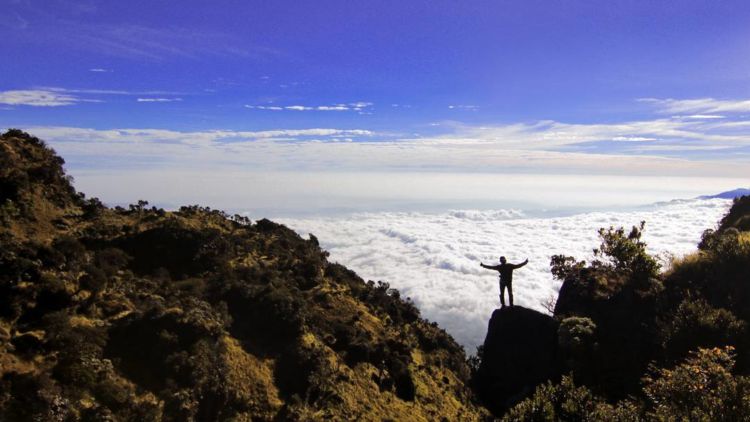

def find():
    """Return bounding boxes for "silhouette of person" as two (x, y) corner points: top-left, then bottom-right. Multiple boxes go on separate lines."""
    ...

(480, 256), (528, 307)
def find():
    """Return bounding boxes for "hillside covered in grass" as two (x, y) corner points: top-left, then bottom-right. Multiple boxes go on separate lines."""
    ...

(0, 130), (488, 421)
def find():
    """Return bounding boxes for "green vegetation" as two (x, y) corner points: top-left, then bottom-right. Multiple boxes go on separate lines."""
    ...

(497, 195), (750, 419)
(0, 130), (487, 421)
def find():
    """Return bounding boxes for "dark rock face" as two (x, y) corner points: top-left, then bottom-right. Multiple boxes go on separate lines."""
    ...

(474, 306), (560, 415)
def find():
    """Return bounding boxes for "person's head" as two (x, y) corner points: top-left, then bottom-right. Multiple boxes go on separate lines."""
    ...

(499, 256), (506, 264)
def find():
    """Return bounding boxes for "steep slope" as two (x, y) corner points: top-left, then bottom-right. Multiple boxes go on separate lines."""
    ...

(0, 130), (488, 421)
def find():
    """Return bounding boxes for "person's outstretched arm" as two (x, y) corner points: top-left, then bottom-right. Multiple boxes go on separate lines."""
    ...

(514, 259), (529, 269)
(480, 262), (499, 270)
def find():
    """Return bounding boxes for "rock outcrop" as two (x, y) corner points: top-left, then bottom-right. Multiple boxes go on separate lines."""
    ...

(474, 306), (559, 415)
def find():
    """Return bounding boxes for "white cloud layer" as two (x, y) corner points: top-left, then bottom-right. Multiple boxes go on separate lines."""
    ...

(18, 123), (750, 179)
(10, 124), (747, 214)
(278, 198), (733, 351)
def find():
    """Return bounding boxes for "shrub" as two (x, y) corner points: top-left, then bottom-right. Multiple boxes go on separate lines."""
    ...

(94, 248), (131, 276)
(593, 222), (660, 283)
(643, 347), (750, 421)
(52, 235), (87, 271)
(662, 298), (746, 365)
(502, 376), (603, 421)
(81, 197), (105, 219)
(558, 317), (598, 378)
(550, 255), (586, 282)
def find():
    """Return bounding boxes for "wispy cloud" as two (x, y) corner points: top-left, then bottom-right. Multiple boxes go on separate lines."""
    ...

(0, 86), (187, 106)
(244, 105), (283, 111)
(6, 4), (280, 62)
(88, 68), (110, 72)
(245, 102), (373, 113)
(25, 126), (374, 148)
(0, 89), (81, 106)
(16, 121), (748, 180)
(136, 98), (183, 103)
(641, 97), (750, 115)
(674, 115), (725, 120)
(39, 87), (183, 96)
(431, 115), (750, 153)
(58, 23), (279, 61)
(448, 105), (479, 111)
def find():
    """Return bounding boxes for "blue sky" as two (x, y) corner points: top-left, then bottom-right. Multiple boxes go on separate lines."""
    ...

(1, 0), (749, 213)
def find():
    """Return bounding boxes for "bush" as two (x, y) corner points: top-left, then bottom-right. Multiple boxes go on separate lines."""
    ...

(52, 236), (87, 271)
(502, 376), (604, 421)
(673, 227), (750, 321)
(558, 317), (598, 379)
(94, 248), (131, 276)
(0, 372), (71, 421)
(81, 197), (105, 219)
(662, 298), (746, 365)
(643, 347), (750, 421)
(80, 265), (108, 294)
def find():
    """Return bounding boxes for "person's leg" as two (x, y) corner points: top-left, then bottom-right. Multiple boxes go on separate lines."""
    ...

(507, 282), (514, 306)
(499, 281), (506, 307)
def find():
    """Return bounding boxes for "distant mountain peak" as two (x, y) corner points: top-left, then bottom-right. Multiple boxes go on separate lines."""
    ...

(699, 188), (750, 200)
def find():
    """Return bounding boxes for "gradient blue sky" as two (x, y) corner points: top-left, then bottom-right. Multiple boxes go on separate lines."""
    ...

(1, 0), (749, 213)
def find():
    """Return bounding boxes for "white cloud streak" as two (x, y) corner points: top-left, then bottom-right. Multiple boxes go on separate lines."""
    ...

(0, 86), (188, 106)
(40, 87), (184, 96)
(641, 97), (750, 115)
(136, 98), (183, 102)
(245, 102), (373, 112)
(0, 89), (81, 107)
(448, 105), (479, 111)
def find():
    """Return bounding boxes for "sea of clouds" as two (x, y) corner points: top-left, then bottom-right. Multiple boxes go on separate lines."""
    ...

(278, 198), (733, 352)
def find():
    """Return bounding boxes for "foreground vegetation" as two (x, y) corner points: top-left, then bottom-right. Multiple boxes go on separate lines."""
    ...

(0, 130), (486, 420)
(495, 195), (750, 420)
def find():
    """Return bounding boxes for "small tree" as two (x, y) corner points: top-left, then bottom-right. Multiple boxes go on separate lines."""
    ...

(593, 221), (660, 280)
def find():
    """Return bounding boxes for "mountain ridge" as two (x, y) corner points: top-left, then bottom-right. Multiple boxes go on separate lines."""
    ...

(699, 188), (750, 199)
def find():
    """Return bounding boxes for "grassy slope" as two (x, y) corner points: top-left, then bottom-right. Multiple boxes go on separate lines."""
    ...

(0, 130), (487, 421)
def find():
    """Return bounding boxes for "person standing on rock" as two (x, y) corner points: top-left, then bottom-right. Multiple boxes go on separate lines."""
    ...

(480, 256), (528, 307)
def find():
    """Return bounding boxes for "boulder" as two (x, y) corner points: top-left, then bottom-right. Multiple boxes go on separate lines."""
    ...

(474, 306), (559, 415)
